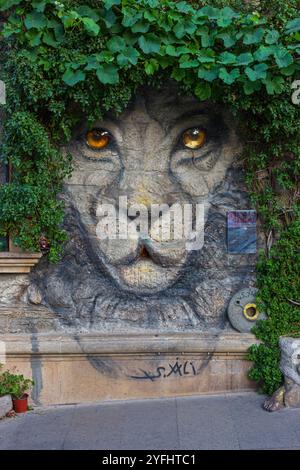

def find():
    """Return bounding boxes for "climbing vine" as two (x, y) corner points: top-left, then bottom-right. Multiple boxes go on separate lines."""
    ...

(0, 0), (299, 394)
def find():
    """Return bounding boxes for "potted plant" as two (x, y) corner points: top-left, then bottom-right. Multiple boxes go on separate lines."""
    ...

(0, 368), (34, 413)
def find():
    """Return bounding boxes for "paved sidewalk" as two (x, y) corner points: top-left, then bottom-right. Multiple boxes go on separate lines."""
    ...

(0, 392), (300, 450)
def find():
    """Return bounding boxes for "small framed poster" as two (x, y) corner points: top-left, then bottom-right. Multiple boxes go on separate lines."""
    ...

(227, 210), (257, 254)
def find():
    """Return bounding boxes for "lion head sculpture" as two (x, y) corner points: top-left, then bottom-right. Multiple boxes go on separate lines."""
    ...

(29, 84), (257, 331)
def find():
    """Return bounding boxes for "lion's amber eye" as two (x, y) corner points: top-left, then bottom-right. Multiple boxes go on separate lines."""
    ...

(86, 129), (110, 149)
(182, 128), (206, 149)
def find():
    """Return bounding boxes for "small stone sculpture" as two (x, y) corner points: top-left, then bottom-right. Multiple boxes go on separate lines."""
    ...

(264, 337), (300, 412)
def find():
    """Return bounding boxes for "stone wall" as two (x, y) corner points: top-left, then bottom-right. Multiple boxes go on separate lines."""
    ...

(2, 332), (258, 405)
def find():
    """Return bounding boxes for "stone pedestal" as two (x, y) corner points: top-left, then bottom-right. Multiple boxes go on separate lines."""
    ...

(0, 395), (12, 418)
(1, 332), (258, 405)
(264, 337), (300, 412)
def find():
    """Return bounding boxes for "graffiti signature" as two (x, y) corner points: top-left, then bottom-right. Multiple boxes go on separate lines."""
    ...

(129, 358), (197, 381)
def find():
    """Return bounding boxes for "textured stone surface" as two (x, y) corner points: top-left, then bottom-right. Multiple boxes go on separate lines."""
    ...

(0, 395), (12, 418)
(280, 337), (300, 387)
(284, 379), (300, 408)
(21, 85), (258, 333)
(0, 275), (29, 304)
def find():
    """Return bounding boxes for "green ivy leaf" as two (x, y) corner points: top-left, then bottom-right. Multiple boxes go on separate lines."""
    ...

(157, 56), (173, 69)
(216, 33), (236, 48)
(236, 52), (254, 66)
(145, 0), (159, 7)
(122, 9), (142, 28)
(220, 6), (239, 19)
(75, 6), (100, 22)
(280, 64), (298, 76)
(197, 49), (215, 63)
(43, 31), (59, 47)
(265, 29), (280, 45)
(47, 19), (64, 42)
(176, 1), (194, 14)
(26, 30), (42, 46)
(171, 68), (186, 81)
(198, 67), (219, 82)
(32, 1), (47, 13)
(198, 30), (213, 48)
(219, 68), (240, 84)
(243, 80), (262, 95)
(179, 59), (199, 68)
(103, 8), (116, 27)
(285, 18), (300, 35)
(184, 21), (197, 35)
(263, 76), (285, 94)
(253, 45), (276, 62)
(173, 22), (185, 39)
(198, 6), (219, 19)
(219, 52), (237, 65)
(144, 10), (156, 23)
(62, 11), (79, 29)
(82, 18), (100, 36)
(96, 64), (119, 84)
(274, 48), (293, 68)
(0, 0), (22, 11)
(131, 21), (150, 34)
(107, 35), (126, 53)
(245, 63), (268, 81)
(217, 7), (238, 27)
(165, 45), (178, 56)
(145, 59), (159, 75)
(243, 28), (265, 45)
(62, 69), (86, 87)
(194, 82), (212, 100)
(138, 33), (161, 54)
(116, 46), (139, 66)
(103, 0), (121, 10)
(24, 12), (47, 30)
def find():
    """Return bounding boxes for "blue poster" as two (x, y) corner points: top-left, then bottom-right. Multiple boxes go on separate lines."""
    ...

(227, 210), (257, 254)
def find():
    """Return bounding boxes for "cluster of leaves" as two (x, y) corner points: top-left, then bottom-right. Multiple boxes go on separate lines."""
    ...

(0, 0), (299, 393)
(1, 0), (300, 96)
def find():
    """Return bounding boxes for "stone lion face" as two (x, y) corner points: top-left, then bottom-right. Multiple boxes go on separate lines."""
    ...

(65, 86), (240, 296)
(29, 85), (257, 330)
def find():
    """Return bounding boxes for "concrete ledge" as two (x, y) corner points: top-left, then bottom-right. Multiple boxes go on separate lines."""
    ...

(2, 331), (257, 356)
(0, 252), (42, 273)
(0, 332), (258, 405)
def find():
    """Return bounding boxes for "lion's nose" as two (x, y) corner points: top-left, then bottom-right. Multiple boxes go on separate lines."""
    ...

(127, 214), (139, 222)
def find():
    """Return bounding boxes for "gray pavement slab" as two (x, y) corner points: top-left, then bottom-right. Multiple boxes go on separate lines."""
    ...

(0, 392), (300, 450)
(176, 395), (240, 450)
(227, 393), (300, 450)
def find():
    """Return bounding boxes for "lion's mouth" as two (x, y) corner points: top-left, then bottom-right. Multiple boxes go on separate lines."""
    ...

(113, 240), (188, 293)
